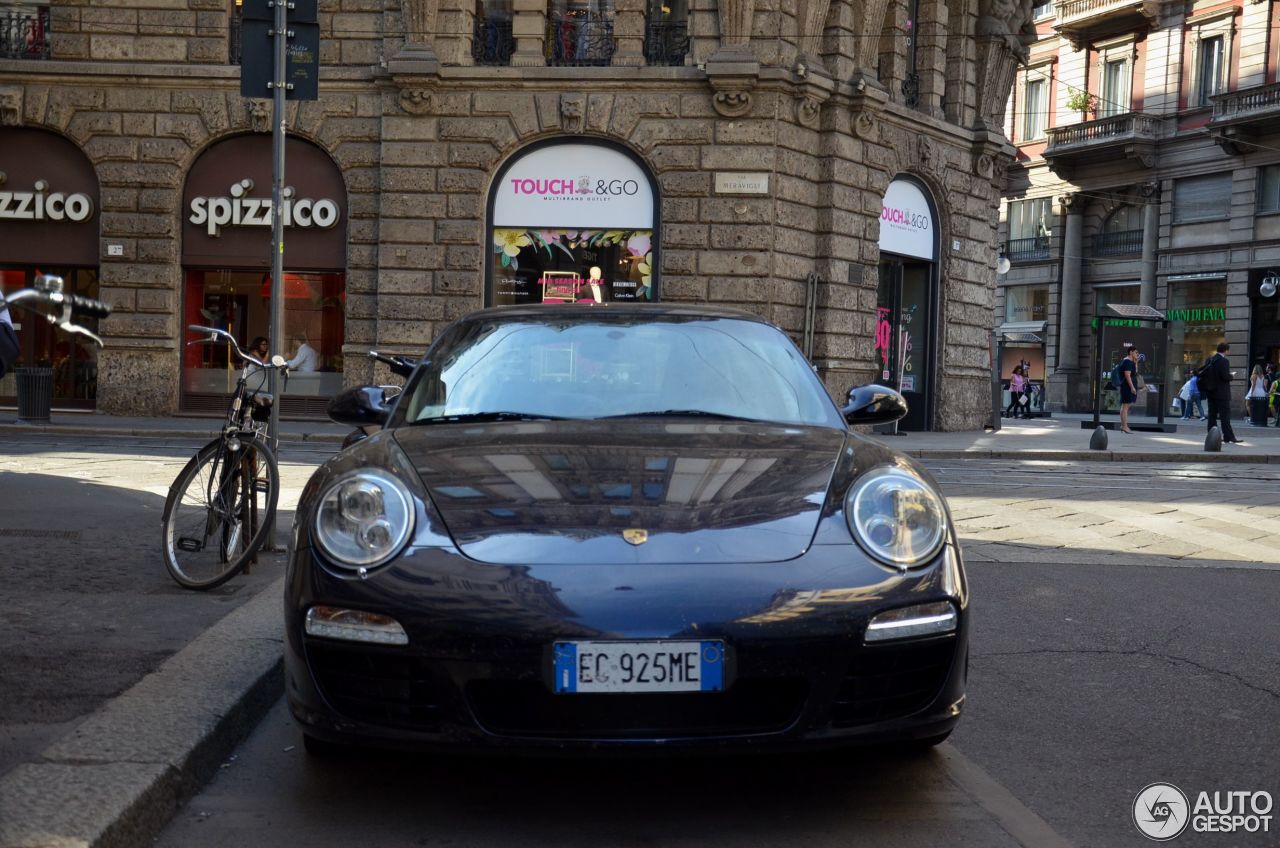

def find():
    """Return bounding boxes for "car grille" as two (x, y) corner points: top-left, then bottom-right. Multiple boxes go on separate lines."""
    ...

(306, 641), (443, 731)
(466, 678), (808, 739)
(829, 637), (957, 727)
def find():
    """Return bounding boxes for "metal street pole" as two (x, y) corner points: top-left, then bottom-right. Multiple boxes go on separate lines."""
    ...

(266, 0), (287, 544)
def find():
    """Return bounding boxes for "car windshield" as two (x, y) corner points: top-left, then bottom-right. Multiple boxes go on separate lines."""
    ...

(399, 313), (842, 428)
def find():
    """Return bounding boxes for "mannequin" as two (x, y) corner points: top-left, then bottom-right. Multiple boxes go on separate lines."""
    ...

(588, 266), (604, 303)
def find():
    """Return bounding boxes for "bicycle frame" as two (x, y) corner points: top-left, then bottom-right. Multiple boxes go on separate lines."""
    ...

(183, 325), (287, 572)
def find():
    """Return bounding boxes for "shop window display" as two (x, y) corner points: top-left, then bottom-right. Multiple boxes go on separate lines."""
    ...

(181, 269), (345, 411)
(1166, 279), (1226, 401)
(491, 228), (653, 306)
(0, 266), (100, 407)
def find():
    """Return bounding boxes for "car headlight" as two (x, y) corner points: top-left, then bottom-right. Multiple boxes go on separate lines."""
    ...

(845, 466), (948, 569)
(313, 470), (415, 571)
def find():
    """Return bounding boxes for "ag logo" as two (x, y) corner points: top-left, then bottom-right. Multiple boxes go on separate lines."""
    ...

(1133, 783), (1190, 841)
(622, 528), (648, 546)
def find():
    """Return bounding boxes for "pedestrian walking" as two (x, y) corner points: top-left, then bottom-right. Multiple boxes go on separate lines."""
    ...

(1199, 342), (1239, 444)
(1246, 364), (1268, 426)
(1179, 367), (1204, 420)
(1270, 371), (1280, 427)
(1266, 364), (1277, 424)
(1004, 365), (1027, 418)
(1117, 344), (1139, 434)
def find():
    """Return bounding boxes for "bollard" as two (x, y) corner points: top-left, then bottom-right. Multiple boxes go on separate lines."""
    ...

(1089, 425), (1108, 451)
(1205, 426), (1222, 452)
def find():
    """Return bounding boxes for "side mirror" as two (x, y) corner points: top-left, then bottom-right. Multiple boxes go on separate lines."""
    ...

(841, 384), (908, 426)
(327, 385), (391, 428)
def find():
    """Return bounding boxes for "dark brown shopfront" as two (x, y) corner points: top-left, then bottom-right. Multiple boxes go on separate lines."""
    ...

(180, 134), (348, 417)
(0, 128), (102, 408)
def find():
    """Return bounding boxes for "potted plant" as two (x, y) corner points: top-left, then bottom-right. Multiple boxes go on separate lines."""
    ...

(1065, 90), (1099, 119)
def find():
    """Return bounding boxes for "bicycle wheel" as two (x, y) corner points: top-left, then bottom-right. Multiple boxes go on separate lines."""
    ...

(161, 435), (280, 590)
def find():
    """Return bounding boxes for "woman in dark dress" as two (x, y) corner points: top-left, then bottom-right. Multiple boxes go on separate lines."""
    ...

(1118, 344), (1139, 434)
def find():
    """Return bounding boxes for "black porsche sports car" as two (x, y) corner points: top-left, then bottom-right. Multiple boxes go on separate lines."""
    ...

(285, 304), (968, 754)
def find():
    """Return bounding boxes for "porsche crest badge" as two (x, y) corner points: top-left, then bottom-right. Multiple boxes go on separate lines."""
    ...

(622, 528), (649, 546)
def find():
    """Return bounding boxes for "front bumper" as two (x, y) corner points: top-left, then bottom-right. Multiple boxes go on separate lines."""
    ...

(284, 544), (969, 752)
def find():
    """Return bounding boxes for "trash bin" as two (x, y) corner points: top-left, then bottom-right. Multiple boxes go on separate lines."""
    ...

(15, 366), (54, 422)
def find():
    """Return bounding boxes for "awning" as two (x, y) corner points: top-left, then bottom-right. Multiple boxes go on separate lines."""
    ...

(997, 321), (1046, 343)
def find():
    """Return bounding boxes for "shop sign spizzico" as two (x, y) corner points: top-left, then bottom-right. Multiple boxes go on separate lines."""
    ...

(0, 179), (95, 223)
(189, 178), (340, 237)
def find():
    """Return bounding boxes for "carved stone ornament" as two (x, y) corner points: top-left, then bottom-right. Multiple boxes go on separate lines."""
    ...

(560, 93), (586, 133)
(975, 153), (995, 180)
(851, 110), (877, 141)
(917, 134), (935, 169)
(0, 90), (20, 127)
(794, 70), (834, 129)
(399, 88), (434, 115)
(976, 0), (1035, 64)
(713, 90), (753, 118)
(848, 77), (888, 142)
(796, 94), (823, 128)
(248, 100), (270, 134)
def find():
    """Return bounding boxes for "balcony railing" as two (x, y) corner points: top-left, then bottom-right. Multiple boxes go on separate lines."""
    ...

(1092, 228), (1142, 257)
(1056, 0), (1154, 27)
(1006, 236), (1051, 262)
(472, 16), (514, 66)
(1, 6), (50, 60)
(1045, 113), (1161, 151)
(644, 19), (688, 66)
(1210, 81), (1280, 123)
(545, 12), (614, 67)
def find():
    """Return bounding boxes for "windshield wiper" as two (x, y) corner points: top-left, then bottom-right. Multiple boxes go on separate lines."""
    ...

(600, 409), (757, 421)
(412, 411), (566, 425)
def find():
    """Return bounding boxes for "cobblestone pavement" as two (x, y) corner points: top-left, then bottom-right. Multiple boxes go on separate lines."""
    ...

(926, 460), (1280, 568)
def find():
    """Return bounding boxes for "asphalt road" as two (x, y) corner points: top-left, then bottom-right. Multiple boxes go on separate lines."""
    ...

(0, 433), (337, 781)
(152, 460), (1280, 848)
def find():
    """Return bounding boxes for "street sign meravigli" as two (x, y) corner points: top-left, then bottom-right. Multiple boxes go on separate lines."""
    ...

(239, 0), (319, 102)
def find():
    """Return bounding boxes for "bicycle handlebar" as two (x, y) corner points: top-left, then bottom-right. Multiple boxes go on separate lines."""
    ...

(369, 350), (418, 379)
(187, 324), (288, 372)
(2, 274), (112, 346)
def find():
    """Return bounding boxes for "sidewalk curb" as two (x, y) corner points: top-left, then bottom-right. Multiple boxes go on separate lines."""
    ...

(906, 449), (1279, 463)
(0, 577), (286, 848)
(0, 422), (345, 444)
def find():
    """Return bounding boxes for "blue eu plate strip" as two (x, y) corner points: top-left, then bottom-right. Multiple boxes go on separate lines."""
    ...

(700, 641), (724, 692)
(553, 643), (577, 693)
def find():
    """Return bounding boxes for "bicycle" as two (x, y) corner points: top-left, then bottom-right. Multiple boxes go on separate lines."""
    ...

(160, 324), (286, 590)
(1, 273), (111, 377)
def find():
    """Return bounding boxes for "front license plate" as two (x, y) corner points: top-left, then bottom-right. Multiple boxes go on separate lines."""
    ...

(553, 640), (725, 694)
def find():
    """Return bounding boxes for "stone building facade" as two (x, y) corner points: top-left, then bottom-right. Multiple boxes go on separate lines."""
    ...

(997, 0), (1280, 417)
(0, 0), (1028, 430)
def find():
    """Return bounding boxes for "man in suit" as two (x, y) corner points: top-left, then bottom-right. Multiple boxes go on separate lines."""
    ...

(1200, 342), (1240, 443)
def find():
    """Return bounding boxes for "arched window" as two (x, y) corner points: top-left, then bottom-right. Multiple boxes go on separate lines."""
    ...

(1094, 205), (1142, 256)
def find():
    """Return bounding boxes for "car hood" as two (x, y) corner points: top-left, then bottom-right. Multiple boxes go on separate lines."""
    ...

(393, 420), (847, 565)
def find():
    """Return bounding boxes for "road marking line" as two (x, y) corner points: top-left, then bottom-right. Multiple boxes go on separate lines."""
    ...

(965, 554), (1280, 572)
(936, 743), (1076, 848)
